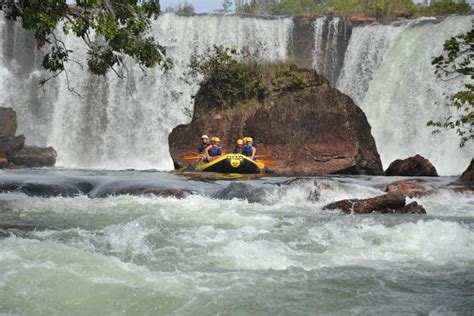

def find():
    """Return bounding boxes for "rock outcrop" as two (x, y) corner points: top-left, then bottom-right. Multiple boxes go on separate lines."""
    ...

(385, 154), (438, 177)
(169, 66), (383, 175)
(0, 107), (57, 169)
(461, 159), (474, 183)
(323, 193), (426, 214)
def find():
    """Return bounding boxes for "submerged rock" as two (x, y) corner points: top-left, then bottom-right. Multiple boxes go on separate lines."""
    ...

(323, 193), (426, 214)
(212, 182), (267, 203)
(385, 154), (438, 177)
(461, 159), (474, 183)
(169, 66), (383, 176)
(10, 146), (57, 168)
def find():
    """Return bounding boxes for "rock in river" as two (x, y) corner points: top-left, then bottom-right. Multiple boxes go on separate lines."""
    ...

(169, 65), (383, 175)
(0, 107), (57, 169)
(10, 146), (57, 168)
(385, 154), (438, 177)
(323, 193), (426, 214)
(461, 159), (474, 183)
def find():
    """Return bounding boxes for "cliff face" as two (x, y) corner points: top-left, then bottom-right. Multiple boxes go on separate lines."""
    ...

(169, 66), (383, 175)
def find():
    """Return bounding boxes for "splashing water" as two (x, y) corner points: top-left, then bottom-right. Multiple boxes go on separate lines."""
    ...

(0, 170), (473, 314)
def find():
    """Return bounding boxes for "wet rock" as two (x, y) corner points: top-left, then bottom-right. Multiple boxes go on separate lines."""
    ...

(0, 182), (83, 197)
(92, 185), (192, 198)
(401, 201), (426, 214)
(0, 107), (17, 139)
(385, 179), (432, 198)
(385, 154), (438, 177)
(323, 193), (425, 214)
(143, 188), (190, 199)
(10, 146), (57, 168)
(212, 182), (266, 203)
(461, 159), (474, 183)
(0, 135), (25, 157)
(169, 66), (383, 176)
(0, 156), (8, 169)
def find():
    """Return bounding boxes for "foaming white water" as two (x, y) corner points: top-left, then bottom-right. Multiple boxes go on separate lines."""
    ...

(307, 218), (474, 268)
(337, 17), (473, 175)
(0, 13), (292, 169)
(337, 23), (404, 105)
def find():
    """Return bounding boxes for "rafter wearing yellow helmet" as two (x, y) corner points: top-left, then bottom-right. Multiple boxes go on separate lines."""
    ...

(242, 136), (256, 159)
(233, 138), (244, 154)
(205, 136), (223, 162)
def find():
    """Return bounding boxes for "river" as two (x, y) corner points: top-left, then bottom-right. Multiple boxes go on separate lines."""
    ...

(1, 169), (473, 314)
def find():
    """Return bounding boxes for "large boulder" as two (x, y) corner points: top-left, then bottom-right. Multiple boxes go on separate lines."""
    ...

(10, 146), (57, 168)
(461, 159), (474, 183)
(0, 107), (17, 139)
(323, 193), (426, 214)
(169, 66), (383, 175)
(385, 154), (438, 177)
(0, 135), (25, 157)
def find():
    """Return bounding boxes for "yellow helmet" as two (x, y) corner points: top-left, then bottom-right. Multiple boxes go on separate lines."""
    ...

(214, 137), (221, 142)
(237, 139), (244, 145)
(246, 137), (253, 143)
(211, 137), (217, 142)
(243, 137), (250, 143)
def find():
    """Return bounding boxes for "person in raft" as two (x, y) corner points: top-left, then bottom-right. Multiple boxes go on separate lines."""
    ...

(233, 139), (244, 154)
(205, 137), (223, 161)
(242, 137), (257, 159)
(197, 135), (210, 154)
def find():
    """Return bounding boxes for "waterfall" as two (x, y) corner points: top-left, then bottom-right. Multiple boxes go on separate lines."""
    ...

(312, 16), (352, 83)
(0, 13), (293, 170)
(336, 17), (473, 175)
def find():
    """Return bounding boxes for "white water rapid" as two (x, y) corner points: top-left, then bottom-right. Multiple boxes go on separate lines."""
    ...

(336, 17), (473, 175)
(0, 13), (292, 170)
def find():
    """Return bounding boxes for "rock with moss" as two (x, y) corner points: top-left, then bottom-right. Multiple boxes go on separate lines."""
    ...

(169, 64), (383, 175)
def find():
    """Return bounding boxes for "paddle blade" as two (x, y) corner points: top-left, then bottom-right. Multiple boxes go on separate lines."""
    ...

(254, 153), (272, 159)
(258, 159), (277, 167)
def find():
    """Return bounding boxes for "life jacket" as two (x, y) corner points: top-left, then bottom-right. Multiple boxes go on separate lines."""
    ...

(233, 146), (242, 154)
(197, 144), (206, 154)
(208, 145), (222, 157)
(242, 145), (253, 157)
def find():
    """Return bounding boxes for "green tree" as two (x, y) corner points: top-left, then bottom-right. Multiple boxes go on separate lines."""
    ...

(1, 0), (169, 85)
(189, 46), (263, 116)
(429, 22), (474, 147)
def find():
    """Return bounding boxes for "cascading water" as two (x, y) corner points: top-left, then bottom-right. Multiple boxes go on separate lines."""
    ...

(312, 16), (352, 83)
(0, 13), (292, 169)
(336, 17), (473, 175)
(336, 23), (404, 105)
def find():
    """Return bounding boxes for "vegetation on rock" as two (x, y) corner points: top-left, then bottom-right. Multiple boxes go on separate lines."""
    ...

(429, 21), (473, 147)
(189, 46), (264, 114)
(1, 0), (169, 84)
(266, 0), (470, 20)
